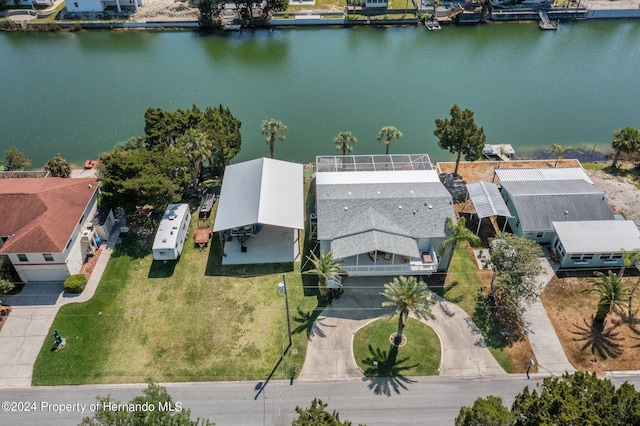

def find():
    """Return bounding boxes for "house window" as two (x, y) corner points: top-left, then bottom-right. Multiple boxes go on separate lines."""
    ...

(570, 254), (582, 261)
(611, 253), (623, 260)
(43, 254), (54, 262)
(74, 2), (78, 6)
(66, 239), (72, 250)
(535, 232), (544, 239)
(583, 254), (594, 261)
(515, 219), (520, 228)
(17, 254), (28, 262)
(570, 253), (593, 263)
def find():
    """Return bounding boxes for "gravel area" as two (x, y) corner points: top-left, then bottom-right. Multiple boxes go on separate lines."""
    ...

(132, 0), (198, 21)
(586, 168), (640, 226)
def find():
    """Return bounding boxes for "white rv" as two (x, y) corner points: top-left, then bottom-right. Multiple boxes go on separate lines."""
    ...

(152, 203), (191, 261)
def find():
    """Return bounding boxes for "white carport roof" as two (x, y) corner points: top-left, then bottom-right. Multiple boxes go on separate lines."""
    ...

(213, 158), (304, 232)
(467, 181), (512, 219)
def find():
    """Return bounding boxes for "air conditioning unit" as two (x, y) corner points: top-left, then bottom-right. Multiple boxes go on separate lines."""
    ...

(81, 229), (92, 242)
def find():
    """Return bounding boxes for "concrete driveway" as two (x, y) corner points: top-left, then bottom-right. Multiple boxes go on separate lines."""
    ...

(298, 276), (506, 381)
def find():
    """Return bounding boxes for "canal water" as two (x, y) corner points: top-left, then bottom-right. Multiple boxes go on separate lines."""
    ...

(1, 20), (639, 167)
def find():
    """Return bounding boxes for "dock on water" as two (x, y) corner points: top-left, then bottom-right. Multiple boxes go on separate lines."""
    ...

(538, 10), (559, 29)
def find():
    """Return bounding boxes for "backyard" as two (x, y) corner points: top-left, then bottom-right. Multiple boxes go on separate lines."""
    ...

(32, 195), (322, 385)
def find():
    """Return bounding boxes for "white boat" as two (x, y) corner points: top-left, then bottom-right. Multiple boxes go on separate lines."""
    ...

(425, 19), (435, 30)
(432, 19), (441, 29)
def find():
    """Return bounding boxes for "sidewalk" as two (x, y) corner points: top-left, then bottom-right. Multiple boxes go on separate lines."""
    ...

(298, 277), (506, 381)
(521, 256), (576, 376)
(0, 228), (120, 388)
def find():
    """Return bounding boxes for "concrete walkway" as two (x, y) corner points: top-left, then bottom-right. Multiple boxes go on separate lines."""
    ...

(521, 257), (576, 376)
(298, 277), (506, 381)
(0, 228), (120, 388)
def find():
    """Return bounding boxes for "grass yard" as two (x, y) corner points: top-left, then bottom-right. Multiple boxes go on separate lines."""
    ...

(353, 318), (440, 377)
(33, 194), (322, 385)
(542, 274), (640, 374)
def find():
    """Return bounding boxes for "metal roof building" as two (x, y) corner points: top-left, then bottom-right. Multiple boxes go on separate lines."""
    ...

(553, 220), (640, 254)
(501, 179), (614, 233)
(495, 167), (592, 185)
(213, 158), (304, 232)
(466, 181), (512, 220)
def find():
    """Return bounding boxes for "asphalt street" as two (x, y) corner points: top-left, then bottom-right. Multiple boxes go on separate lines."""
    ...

(3, 375), (640, 425)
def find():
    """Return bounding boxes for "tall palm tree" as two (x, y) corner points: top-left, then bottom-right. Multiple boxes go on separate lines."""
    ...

(178, 128), (212, 189)
(377, 126), (403, 155)
(333, 131), (357, 156)
(610, 126), (640, 168)
(380, 276), (435, 346)
(438, 216), (481, 256)
(549, 143), (573, 167)
(304, 251), (346, 297)
(588, 271), (630, 326)
(260, 119), (288, 159)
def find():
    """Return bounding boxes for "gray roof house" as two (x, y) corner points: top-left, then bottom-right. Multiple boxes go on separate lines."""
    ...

(552, 220), (640, 269)
(500, 179), (614, 244)
(315, 154), (456, 276)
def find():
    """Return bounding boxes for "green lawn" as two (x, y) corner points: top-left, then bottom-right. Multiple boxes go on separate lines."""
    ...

(353, 318), (440, 377)
(582, 161), (640, 189)
(33, 195), (321, 385)
(434, 246), (512, 373)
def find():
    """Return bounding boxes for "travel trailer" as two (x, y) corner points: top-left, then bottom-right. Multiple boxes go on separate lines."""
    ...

(152, 203), (191, 261)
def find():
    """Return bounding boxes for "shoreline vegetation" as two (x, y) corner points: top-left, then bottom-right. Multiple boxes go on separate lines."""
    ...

(2, 0), (640, 32)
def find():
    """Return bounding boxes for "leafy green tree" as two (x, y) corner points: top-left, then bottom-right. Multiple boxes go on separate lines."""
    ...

(588, 270), (630, 327)
(265, 0), (288, 13)
(438, 216), (481, 257)
(376, 126), (403, 155)
(455, 395), (514, 426)
(178, 128), (212, 189)
(197, 0), (224, 29)
(260, 119), (288, 159)
(44, 153), (72, 178)
(98, 147), (189, 211)
(380, 276), (435, 346)
(511, 372), (640, 425)
(549, 143), (573, 167)
(143, 105), (202, 150)
(489, 233), (543, 312)
(304, 251), (346, 297)
(0, 0), (9, 10)
(292, 398), (362, 426)
(610, 126), (640, 168)
(333, 131), (357, 156)
(79, 381), (213, 426)
(200, 105), (242, 173)
(3, 147), (31, 171)
(434, 104), (486, 177)
(114, 137), (148, 151)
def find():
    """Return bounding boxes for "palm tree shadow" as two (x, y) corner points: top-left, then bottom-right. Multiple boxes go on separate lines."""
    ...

(571, 316), (624, 359)
(292, 306), (333, 339)
(360, 344), (417, 397)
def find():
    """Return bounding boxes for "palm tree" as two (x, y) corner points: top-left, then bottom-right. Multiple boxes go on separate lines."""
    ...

(588, 271), (630, 327)
(377, 126), (403, 155)
(438, 216), (481, 256)
(610, 126), (640, 168)
(304, 251), (346, 297)
(260, 119), (288, 159)
(380, 276), (435, 346)
(549, 143), (573, 167)
(178, 128), (212, 189)
(333, 131), (357, 156)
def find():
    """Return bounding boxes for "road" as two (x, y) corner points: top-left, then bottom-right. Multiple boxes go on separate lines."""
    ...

(3, 374), (640, 425)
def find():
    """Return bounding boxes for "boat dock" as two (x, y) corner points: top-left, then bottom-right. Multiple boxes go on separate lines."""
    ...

(538, 10), (559, 29)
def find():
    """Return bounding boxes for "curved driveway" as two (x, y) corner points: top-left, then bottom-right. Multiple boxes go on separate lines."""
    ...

(298, 276), (506, 381)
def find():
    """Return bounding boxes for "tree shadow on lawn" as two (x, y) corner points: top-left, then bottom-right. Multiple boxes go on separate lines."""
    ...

(148, 259), (178, 278)
(291, 305), (330, 339)
(111, 234), (150, 260)
(471, 292), (524, 349)
(571, 316), (624, 360)
(361, 344), (417, 397)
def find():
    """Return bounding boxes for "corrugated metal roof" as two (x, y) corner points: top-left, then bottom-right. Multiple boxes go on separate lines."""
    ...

(467, 181), (512, 219)
(495, 167), (592, 184)
(330, 230), (420, 259)
(213, 158), (304, 232)
(501, 180), (614, 232)
(553, 220), (640, 253)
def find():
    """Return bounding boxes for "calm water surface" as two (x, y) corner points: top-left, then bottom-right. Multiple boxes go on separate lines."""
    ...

(1, 21), (640, 166)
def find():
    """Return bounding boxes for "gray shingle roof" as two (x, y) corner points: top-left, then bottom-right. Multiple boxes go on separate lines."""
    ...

(330, 231), (420, 259)
(316, 182), (455, 240)
(501, 180), (614, 232)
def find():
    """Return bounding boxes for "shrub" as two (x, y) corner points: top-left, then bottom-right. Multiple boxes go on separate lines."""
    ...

(64, 274), (87, 293)
(0, 279), (15, 295)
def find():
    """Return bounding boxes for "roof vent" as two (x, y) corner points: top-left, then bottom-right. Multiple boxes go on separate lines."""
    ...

(344, 206), (348, 211)
(398, 205), (402, 210)
(428, 205), (433, 209)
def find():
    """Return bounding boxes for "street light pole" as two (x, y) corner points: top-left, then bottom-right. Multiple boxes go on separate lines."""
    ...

(278, 273), (292, 349)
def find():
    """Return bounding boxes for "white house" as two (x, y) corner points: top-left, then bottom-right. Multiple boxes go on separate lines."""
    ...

(0, 177), (101, 283)
(315, 154), (456, 277)
(213, 158), (304, 265)
(65, 0), (143, 13)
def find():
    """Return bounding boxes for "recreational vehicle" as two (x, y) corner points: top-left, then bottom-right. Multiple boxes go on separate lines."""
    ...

(152, 203), (191, 261)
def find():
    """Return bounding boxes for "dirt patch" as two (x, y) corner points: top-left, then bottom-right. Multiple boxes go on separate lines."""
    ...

(0, 306), (12, 332)
(131, 0), (198, 21)
(437, 159), (582, 185)
(542, 274), (640, 374)
(586, 168), (640, 227)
